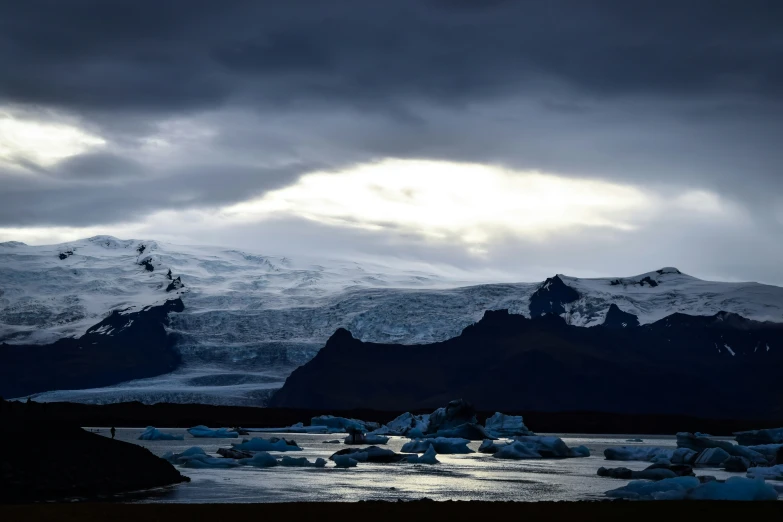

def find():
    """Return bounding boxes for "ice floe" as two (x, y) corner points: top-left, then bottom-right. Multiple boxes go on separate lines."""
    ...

(407, 445), (439, 464)
(401, 437), (473, 454)
(604, 446), (674, 462)
(484, 412), (533, 438)
(187, 425), (239, 438)
(138, 426), (184, 441)
(232, 437), (301, 452)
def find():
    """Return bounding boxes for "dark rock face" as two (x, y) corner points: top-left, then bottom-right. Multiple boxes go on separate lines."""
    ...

(0, 298), (184, 398)
(58, 250), (73, 260)
(270, 309), (783, 419)
(0, 417), (188, 503)
(166, 276), (184, 292)
(139, 258), (154, 271)
(602, 304), (640, 328)
(137, 244), (146, 254)
(528, 276), (579, 317)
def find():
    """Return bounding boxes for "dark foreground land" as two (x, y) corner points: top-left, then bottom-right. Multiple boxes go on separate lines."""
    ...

(4, 399), (783, 436)
(2, 501), (783, 522)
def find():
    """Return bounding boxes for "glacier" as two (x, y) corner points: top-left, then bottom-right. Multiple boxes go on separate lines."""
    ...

(4, 235), (783, 406)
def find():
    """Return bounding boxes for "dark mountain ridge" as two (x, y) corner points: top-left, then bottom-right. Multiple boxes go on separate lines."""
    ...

(0, 298), (184, 399)
(270, 308), (783, 419)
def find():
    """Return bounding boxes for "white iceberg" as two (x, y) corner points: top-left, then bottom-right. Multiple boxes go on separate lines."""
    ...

(239, 452), (278, 468)
(232, 437), (301, 452)
(401, 437), (473, 454)
(604, 446), (674, 462)
(138, 426), (184, 441)
(484, 412), (533, 438)
(278, 456), (327, 468)
(187, 425), (239, 438)
(406, 445), (439, 464)
(333, 455), (358, 468)
(747, 464), (783, 481)
(686, 477), (778, 501)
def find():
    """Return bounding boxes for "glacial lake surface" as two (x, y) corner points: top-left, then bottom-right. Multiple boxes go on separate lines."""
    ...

(97, 428), (779, 503)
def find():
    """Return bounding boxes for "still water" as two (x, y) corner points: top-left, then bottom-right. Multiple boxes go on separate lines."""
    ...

(99, 428), (767, 503)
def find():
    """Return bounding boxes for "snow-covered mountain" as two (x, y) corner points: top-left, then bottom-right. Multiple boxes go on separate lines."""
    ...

(2, 236), (783, 406)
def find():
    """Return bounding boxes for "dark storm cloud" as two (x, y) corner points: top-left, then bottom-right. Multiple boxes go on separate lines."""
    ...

(0, 0), (782, 230)
(1, 0), (781, 111)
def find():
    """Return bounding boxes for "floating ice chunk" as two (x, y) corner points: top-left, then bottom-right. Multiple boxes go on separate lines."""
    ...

(187, 425), (239, 438)
(484, 412), (533, 438)
(671, 448), (698, 464)
(686, 477), (778, 501)
(606, 476), (701, 500)
(330, 446), (407, 463)
(310, 415), (371, 433)
(333, 455), (358, 468)
(746, 444), (783, 461)
(163, 446), (208, 465)
(735, 427), (783, 446)
(747, 464), (783, 481)
(604, 447), (674, 462)
(513, 436), (573, 458)
(493, 441), (542, 460)
(182, 456), (241, 469)
(407, 445), (439, 464)
(239, 452), (279, 467)
(676, 432), (767, 464)
(626, 438), (644, 443)
(245, 422), (330, 434)
(427, 423), (491, 440)
(138, 426), (184, 441)
(379, 412), (430, 436)
(232, 437), (301, 452)
(278, 456), (327, 467)
(401, 437), (473, 454)
(569, 445), (591, 458)
(343, 432), (389, 445)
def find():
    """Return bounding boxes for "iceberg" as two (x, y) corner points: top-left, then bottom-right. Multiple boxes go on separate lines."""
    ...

(379, 412), (430, 437)
(493, 441), (542, 460)
(686, 477), (778, 501)
(747, 464), (783, 481)
(187, 425), (239, 438)
(676, 432), (767, 465)
(484, 412), (533, 438)
(333, 455), (358, 468)
(671, 448), (698, 464)
(138, 426), (184, 441)
(481, 436), (589, 459)
(746, 444), (783, 462)
(310, 415), (373, 433)
(217, 448), (253, 459)
(723, 456), (751, 472)
(604, 446), (674, 462)
(607, 475), (778, 501)
(598, 462), (693, 481)
(735, 427), (783, 446)
(239, 452), (278, 467)
(343, 432), (390, 445)
(330, 446), (408, 463)
(407, 445), (439, 464)
(182, 456), (241, 469)
(426, 399), (477, 433)
(245, 422), (330, 434)
(694, 447), (731, 467)
(401, 437), (473, 454)
(278, 456), (327, 468)
(232, 437), (301, 452)
(427, 423), (492, 440)
(163, 446), (208, 465)
(606, 476), (701, 500)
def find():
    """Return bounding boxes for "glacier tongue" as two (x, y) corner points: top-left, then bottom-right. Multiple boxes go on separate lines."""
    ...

(4, 236), (783, 406)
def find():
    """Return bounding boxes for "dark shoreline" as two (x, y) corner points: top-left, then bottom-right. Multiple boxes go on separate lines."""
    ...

(4, 399), (782, 436)
(3, 501), (783, 522)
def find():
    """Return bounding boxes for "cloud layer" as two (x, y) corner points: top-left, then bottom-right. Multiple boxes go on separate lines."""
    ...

(1, 1), (782, 283)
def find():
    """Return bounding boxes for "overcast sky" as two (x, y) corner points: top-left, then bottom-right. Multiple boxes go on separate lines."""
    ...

(1, 1), (782, 284)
